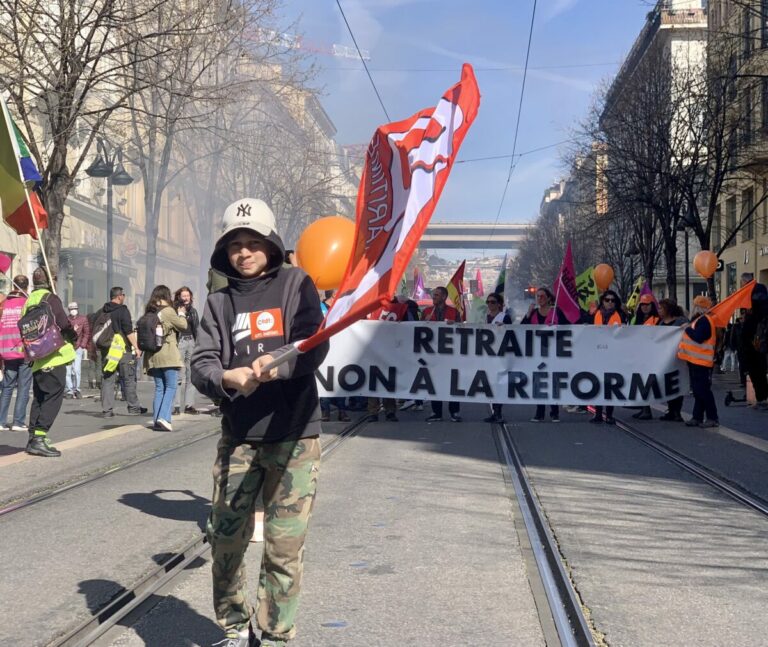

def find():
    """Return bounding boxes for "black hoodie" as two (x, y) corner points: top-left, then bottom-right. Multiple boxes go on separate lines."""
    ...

(191, 228), (329, 443)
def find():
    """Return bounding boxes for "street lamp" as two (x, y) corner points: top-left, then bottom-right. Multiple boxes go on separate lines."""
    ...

(676, 209), (697, 312)
(85, 138), (133, 295)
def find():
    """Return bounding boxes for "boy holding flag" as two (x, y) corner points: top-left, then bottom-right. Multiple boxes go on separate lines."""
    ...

(192, 198), (328, 647)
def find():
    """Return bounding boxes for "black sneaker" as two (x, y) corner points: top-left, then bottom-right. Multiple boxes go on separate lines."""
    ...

(484, 415), (504, 423)
(366, 414), (379, 422)
(450, 414), (462, 422)
(604, 416), (616, 425)
(385, 412), (399, 422)
(102, 411), (115, 418)
(685, 418), (701, 427)
(184, 406), (200, 415)
(25, 436), (61, 457)
(589, 415), (603, 424)
(126, 407), (148, 415)
(425, 414), (442, 422)
(173, 406), (181, 415)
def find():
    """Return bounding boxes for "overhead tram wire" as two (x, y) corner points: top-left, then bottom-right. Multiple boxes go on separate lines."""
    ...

(335, 0), (391, 121)
(484, 0), (538, 259)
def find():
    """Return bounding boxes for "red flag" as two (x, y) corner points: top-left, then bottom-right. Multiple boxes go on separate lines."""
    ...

(708, 280), (755, 328)
(298, 64), (481, 352)
(552, 241), (581, 323)
(446, 260), (467, 321)
(474, 268), (484, 297)
(5, 191), (48, 240)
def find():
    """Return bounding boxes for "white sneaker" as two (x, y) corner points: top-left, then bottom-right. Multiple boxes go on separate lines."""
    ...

(156, 419), (173, 432)
(399, 400), (415, 411)
(413, 404), (424, 411)
(10, 424), (28, 432)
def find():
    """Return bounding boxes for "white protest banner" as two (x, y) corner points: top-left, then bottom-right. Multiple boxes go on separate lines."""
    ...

(316, 321), (689, 406)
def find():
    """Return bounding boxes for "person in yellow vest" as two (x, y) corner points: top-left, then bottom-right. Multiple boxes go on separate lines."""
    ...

(678, 295), (719, 428)
(22, 268), (77, 457)
(590, 289), (626, 424)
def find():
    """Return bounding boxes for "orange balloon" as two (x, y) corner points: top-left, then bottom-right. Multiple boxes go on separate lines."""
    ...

(594, 263), (615, 291)
(295, 216), (355, 290)
(693, 250), (718, 279)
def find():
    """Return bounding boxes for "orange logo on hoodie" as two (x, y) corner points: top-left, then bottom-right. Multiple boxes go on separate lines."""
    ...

(249, 308), (284, 340)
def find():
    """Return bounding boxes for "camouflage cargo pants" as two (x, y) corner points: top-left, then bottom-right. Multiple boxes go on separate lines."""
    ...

(208, 434), (321, 641)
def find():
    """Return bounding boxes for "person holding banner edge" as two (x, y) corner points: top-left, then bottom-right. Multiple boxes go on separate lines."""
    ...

(191, 198), (328, 647)
(631, 294), (660, 421)
(678, 295), (719, 428)
(657, 298), (688, 422)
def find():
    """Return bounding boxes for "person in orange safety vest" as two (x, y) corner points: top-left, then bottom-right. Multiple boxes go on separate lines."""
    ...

(590, 290), (626, 424)
(677, 295), (719, 428)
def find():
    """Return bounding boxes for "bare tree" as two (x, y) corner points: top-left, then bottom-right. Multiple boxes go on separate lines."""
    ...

(0, 0), (194, 274)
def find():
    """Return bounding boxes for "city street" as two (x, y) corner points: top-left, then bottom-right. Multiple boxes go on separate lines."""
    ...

(1, 374), (767, 646)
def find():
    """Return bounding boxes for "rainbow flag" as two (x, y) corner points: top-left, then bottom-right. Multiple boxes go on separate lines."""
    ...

(0, 96), (48, 239)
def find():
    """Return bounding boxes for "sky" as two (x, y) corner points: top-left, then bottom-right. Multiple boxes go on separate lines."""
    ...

(277, 0), (653, 231)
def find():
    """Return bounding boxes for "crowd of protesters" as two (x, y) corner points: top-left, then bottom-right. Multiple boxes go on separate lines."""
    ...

(0, 191), (767, 647)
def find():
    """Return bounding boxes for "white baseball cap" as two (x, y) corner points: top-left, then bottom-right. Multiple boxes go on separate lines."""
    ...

(68, 302), (78, 309)
(219, 198), (276, 240)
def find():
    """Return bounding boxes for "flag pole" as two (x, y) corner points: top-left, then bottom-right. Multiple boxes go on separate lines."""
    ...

(28, 196), (55, 295)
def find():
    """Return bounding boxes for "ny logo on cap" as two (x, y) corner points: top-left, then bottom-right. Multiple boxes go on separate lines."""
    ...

(236, 203), (251, 218)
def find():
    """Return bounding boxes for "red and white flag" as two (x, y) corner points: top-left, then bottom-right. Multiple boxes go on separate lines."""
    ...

(552, 241), (581, 324)
(297, 64), (481, 353)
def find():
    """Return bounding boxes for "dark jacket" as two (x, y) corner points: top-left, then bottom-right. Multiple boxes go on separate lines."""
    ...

(191, 228), (329, 444)
(175, 304), (199, 341)
(102, 301), (134, 350)
(521, 307), (568, 325)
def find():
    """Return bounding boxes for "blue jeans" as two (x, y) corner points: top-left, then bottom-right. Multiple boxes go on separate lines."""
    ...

(0, 359), (33, 427)
(151, 368), (178, 423)
(66, 348), (85, 394)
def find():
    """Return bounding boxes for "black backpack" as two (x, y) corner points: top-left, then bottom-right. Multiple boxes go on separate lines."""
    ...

(91, 309), (115, 350)
(136, 311), (162, 352)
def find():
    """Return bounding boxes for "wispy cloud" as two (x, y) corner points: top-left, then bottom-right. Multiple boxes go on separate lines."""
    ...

(415, 41), (596, 93)
(540, 0), (579, 23)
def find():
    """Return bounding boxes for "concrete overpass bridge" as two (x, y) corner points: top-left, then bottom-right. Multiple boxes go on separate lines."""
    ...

(419, 222), (532, 250)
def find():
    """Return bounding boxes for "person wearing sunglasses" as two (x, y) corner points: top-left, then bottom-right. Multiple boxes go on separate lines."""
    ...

(483, 293), (512, 423)
(521, 287), (568, 422)
(590, 289), (626, 424)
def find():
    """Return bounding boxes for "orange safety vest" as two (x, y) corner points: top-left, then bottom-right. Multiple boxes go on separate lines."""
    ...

(594, 310), (623, 326)
(643, 316), (659, 326)
(677, 315), (715, 367)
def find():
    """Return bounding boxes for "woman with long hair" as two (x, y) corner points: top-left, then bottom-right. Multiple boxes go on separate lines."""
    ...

(521, 287), (568, 422)
(172, 286), (201, 415)
(143, 285), (187, 431)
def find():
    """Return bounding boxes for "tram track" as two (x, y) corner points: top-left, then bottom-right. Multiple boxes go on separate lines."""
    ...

(492, 417), (597, 647)
(612, 415), (768, 519)
(48, 414), (370, 647)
